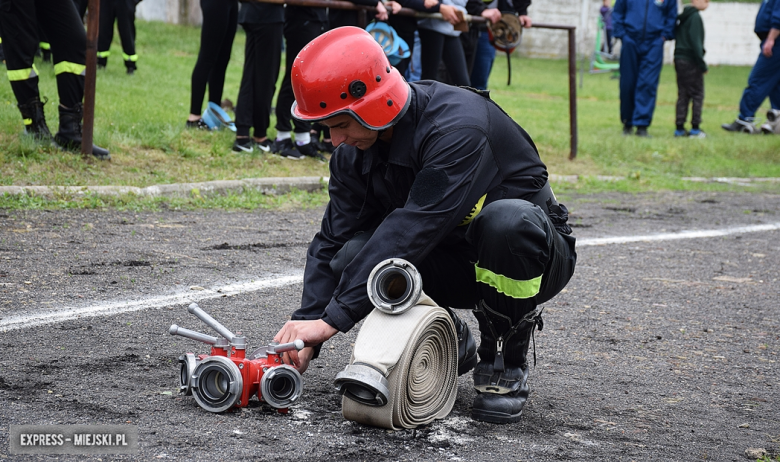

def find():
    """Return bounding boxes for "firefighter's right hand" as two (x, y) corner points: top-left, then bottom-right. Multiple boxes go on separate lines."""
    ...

(274, 319), (338, 373)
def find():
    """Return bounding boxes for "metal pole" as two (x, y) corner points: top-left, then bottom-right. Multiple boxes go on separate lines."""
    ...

(357, 8), (367, 28)
(82, 0), (100, 155)
(567, 27), (577, 160)
(527, 23), (578, 160)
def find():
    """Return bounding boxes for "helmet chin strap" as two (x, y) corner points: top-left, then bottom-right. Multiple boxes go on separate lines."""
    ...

(377, 125), (394, 142)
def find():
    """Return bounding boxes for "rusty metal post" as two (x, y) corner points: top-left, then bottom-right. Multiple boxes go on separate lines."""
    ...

(567, 27), (577, 160)
(529, 23), (578, 160)
(357, 9), (367, 28)
(82, 0), (100, 155)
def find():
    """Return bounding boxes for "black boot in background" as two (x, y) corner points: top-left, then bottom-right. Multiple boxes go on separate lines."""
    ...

(18, 97), (54, 142)
(54, 103), (111, 160)
(471, 300), (542, 423)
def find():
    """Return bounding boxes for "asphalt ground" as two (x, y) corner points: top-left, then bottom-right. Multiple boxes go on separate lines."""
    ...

(0, 190), (778, 461)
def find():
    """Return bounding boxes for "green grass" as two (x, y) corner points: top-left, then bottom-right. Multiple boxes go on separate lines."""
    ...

(489, 55), (780, 193)
(0, 19), (778, 211)
(0, 21), (330, 190)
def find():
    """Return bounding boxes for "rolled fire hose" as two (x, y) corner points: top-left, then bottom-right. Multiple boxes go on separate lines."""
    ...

(335, 259), (459, 430)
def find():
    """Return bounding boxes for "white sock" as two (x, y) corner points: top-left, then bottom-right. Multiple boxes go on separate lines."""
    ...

(295, 132), (311, 145)
(275, 131), (292, 141)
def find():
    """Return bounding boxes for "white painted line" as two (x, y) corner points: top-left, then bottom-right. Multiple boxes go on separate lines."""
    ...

(577, 222), (780, 246)
(3, 221), (779, 331)
(0, 272), (303, 332)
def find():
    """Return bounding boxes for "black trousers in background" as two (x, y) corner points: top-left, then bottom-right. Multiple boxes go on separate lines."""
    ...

(189, 0), (237, 115)
(0, 0), (86, 108)
(73, 0), (88, 19)
(674, 58), (704, 127)
(275, 17), (324, 134)
(418, 28), (470, 87)
(97, 0), (137, 70)
(235, 22), (283, 139)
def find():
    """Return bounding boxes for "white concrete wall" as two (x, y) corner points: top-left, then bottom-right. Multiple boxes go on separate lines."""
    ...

(699, 2), (761, 66)
(136, 0), (202, 26)
(517, 0), (761, 66)
(135, 0), (762, 66)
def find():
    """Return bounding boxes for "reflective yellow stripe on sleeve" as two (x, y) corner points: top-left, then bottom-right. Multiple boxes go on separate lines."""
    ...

(7, 65), (38, 81)
(459, 194), (487, 226)
(39, 42), (51, 50)
(54, 61), (86, 76)
(475, 263), (542, 299)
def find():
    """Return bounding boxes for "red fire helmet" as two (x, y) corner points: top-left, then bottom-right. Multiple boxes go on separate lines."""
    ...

(291, 26), (411, 130)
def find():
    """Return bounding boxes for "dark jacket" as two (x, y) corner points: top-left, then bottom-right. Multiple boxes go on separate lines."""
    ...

(238, 2), (283, 25)
(755, 0), (780, 36)
(327, 0), (381, 30)
(674, 5), (707, 72)
(612, 0), (677, 41)
(292, 81), (561, 333)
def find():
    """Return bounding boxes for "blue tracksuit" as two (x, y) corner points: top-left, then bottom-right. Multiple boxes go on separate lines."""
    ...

(613, 0), (678, 128)
(738, 0), (780, 120)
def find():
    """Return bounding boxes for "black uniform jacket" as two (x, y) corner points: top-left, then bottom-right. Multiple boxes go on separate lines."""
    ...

(292, 81), (548, 333)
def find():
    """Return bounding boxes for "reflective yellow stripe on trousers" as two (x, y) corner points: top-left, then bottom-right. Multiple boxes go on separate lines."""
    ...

(7, 65), (39, 81)
(475, 263), (542, 299)
(54, 62), (86, 76)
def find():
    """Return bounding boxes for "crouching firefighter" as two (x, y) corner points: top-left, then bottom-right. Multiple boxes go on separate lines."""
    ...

(0, 0), (110, 160)
(273, 26), (576, 424)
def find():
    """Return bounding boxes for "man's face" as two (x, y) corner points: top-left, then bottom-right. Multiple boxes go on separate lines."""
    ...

(320, 114), (380, 151)
(691, 0), (709, 11)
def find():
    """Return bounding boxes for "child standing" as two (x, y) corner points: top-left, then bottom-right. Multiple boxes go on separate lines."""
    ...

(600, 0), (614, 55)
(674, 0), (709, 138)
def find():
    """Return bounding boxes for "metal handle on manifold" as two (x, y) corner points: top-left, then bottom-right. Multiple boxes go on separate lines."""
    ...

(270, 339), (305, 354)
(187, 303), (236, 342)
(169, 324), (219, 345)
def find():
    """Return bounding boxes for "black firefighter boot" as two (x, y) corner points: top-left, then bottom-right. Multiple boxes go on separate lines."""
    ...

(18, 97), (54, 142)
(446, 308), (478, 376)
(471, 300), (543, 424)
(54, 103), (111, 160)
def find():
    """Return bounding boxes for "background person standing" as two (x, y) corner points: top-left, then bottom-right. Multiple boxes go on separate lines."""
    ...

(721, 0), (780, 134)
(0, 0), (110, 159)
(97, 0), (140, 74)
(272, 1), (327, 161)
(231, 2), (283, 154)
(613, 0), (678, 137)
(186, 0), (238, 129)
(674, 0), (709, 138)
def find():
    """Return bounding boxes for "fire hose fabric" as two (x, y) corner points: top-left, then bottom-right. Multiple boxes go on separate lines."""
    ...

(341, 294), (458, 429)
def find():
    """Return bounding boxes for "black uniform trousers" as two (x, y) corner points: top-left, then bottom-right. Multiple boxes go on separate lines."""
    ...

(235, 22), (283, 139)
(331, 199), (577, 364)
(97, 0), (137, 70)
(275, 17), (324, 134)
(0, 0), (86, 110)
(189, 0), (237, 115)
